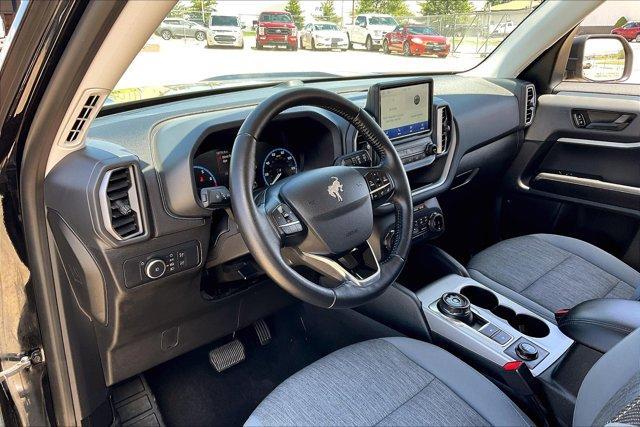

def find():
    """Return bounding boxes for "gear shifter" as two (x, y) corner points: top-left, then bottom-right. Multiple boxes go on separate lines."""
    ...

(437, 292), (473, 324)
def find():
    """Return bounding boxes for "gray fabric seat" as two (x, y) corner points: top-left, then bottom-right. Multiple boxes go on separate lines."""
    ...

(468, 234), (640, 322)
(247, 330), (640, 426)
(246, 337), (531, 426)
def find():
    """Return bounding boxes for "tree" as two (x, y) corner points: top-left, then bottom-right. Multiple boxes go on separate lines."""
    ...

(488, 0), (510, 5)
(419, 0), (473, 16)
(356, 0), (412, 18)
(285, 0), (305, 28)
(190, 0), (217, 24)
(318, 1), (341, 23)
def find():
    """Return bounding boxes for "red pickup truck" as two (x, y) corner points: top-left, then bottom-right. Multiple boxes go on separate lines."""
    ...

(383, 24), (450, 57)
(256, 11), (298, 50)
(611, 21), (640, 43)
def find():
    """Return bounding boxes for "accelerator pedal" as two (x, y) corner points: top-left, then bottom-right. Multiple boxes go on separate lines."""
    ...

(209, 339), (245, 373)
(253, 319), (272, 346)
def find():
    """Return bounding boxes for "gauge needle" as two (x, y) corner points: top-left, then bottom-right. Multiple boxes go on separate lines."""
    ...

(271, 172), (282, 185)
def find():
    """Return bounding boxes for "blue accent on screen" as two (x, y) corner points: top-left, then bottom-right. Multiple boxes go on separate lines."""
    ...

(384, 120), (430, 139)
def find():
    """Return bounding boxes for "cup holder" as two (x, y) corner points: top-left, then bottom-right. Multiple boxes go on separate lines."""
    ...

(491, 305), (516, 324)
(459, 286), (498, 310)
(509, 314), (550, 338)
(460, 285), (550, 338)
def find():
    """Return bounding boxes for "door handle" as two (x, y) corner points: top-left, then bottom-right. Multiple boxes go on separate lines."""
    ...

(573, 110), (636, 131)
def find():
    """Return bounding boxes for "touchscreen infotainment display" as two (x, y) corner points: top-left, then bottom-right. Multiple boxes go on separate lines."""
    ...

(379, 83), (430, 139)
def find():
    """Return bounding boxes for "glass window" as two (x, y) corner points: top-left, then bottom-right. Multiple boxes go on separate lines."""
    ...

(314, 24), (339, 31)
(259, 13), (292, 23)
(109, 0), (542, 106)
(568, 0), (640, 84)
(407, 26), (438, 36)
(368, 16), (397, 26)
(211, 16), (239, 27)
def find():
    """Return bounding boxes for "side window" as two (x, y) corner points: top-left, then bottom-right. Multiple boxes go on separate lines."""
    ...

(566, 1), (638, 84)
(355, 16), (365, 27)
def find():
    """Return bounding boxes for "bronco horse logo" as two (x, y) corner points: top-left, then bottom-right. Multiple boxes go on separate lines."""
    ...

(327, 177), (344, 202)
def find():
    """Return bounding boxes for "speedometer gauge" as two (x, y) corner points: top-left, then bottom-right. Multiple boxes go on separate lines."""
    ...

(262, 148), (298, 186)
(193, 166), (217, 190)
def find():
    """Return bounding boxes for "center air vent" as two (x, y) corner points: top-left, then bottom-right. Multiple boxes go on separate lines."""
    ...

(436, 105), (452, 155)
(100, 166), (145, 241)
(524, 84), (536, 126)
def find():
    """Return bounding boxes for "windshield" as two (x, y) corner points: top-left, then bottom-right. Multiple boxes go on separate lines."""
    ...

(260, 13), (292, 23)
(109, 0), (542, 106)
(315, 24), (339, 31)
(368, 16), (397, 26)
(408, 26), (438, 36)
(211, 16), (239, 27)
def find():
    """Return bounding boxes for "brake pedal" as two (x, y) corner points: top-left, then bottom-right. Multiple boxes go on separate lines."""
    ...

(253, 319), (272, 346)
(209, 339), (245, 373)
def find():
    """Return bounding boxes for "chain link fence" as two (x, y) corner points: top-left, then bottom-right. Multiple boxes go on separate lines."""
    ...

(167, 7), (534, 57)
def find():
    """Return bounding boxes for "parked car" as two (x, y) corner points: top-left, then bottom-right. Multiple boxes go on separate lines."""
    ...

(383, 24), (450, 57)
(156, 18), (208, 41)
(299, 21), (349, 51)
(255, 11), (298, 50)
(206, 14), (244, 48)
(345, 14), (398, 51)
(611, 21), (640, 42)
(489, 20), (515, 35)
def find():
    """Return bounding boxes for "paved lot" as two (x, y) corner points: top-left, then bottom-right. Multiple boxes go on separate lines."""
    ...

(117, 36), (482, 89)
(116, 36), (640, 89)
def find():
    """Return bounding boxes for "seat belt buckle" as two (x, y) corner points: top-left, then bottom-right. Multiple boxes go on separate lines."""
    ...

(501, 361), (537, 396)
(501, 361), (553, 425)
(554, 308), (570, 323)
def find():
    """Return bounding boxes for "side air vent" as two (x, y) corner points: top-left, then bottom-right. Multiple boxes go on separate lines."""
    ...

(100, 166), (145, 241)
(436, 105), (452, 155)
(58, 89), (108, 149)
(524, 84), (536, 127)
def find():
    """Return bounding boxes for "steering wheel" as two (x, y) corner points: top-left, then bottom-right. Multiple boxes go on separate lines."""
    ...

(229, 87), (413, 308)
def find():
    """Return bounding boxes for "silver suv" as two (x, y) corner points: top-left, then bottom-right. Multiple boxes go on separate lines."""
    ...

(156, 18), (208, 41)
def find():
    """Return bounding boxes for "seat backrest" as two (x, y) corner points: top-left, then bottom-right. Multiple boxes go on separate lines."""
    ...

(574, 328), (640, 426)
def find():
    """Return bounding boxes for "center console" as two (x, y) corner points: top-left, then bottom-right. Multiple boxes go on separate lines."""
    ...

(416, 275), (573, 376)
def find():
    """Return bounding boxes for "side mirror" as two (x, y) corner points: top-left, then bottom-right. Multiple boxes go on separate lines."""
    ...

(566, 34), (633, 82)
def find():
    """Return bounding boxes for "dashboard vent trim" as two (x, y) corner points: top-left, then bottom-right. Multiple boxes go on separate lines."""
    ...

(436, 105), (452, 155)
(59, 89), (108, 148)
(99, 165), (145, 241)
(524, 84), (536, 127)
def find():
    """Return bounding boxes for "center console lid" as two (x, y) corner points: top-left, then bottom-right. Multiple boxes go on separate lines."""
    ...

(557, 298), (640, 353)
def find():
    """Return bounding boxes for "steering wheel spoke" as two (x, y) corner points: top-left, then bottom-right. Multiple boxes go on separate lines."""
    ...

(290, 242), (381, 288)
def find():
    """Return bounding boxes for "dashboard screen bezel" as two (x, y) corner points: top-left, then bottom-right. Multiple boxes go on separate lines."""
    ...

(365, 77), (434, 142)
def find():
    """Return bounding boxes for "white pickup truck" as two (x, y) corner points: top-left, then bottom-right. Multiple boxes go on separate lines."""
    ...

(345, 14), (398, 51)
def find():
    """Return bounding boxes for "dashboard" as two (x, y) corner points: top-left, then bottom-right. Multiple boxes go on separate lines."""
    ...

(191, 116), (337, 191)
(45, 74), (532, 387)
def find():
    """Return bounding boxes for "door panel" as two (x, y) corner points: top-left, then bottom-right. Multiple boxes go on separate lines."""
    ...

(502, 91), (640, 269)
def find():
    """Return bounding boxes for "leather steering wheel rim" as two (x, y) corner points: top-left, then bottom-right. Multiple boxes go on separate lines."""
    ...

(230, 87), (412, 309)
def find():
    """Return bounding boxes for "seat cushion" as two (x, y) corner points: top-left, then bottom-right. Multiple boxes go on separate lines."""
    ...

(468, 234), (640, 322)
(245, 338), (531, 426)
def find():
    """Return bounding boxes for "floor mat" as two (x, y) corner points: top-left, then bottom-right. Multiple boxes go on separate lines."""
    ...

(144, 306), (323, 427)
